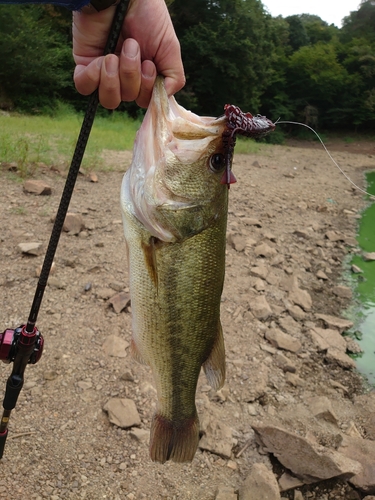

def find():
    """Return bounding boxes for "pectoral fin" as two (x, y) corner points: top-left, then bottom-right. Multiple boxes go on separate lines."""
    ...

(141, 237), (159, 287)
(203, 321), (226, 390)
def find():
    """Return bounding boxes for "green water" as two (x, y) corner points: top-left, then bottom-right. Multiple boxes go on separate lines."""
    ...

(349, 171), (375, 385)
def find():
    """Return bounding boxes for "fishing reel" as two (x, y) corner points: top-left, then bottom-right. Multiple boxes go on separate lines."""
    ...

(0, 325), (44, 365)
(0, 325), (44, 458)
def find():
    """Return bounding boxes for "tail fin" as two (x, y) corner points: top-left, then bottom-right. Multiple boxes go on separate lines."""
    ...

(150, 413), (199, 463)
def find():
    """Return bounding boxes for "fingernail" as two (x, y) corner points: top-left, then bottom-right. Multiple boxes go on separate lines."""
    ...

(142, 63), (156, 79)
(105, 55), (118, 76)
(123, 39), (139, 59)
(95, 56), (104, 71)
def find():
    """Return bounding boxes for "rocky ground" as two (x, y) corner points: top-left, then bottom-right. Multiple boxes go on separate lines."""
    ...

(0, 140), (375, 500)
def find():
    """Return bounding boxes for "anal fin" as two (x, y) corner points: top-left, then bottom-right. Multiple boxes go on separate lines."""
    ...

(203, 321), (226, 391)
(130, 338), (147, 365)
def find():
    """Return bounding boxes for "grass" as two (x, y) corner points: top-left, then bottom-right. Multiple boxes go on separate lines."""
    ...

(1, 108), (275, 177)
(229, 136), (270, 154)
(0, 107), (141, 177)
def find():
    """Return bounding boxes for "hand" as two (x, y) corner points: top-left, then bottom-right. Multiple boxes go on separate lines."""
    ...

(72, 0), (185, 109)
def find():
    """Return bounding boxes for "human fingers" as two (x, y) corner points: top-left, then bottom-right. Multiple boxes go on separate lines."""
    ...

(99, 54), (122, 109)
(74, 57), (104, 96)
(135, 60), (157, 108)
(156, 40), (185, 98)
(119, 38), (142, 102)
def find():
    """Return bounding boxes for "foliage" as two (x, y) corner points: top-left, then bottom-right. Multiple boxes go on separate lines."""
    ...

(0, 1), (375, 132)
(171, 0), (275, 116)
(0, 5), (75, 112)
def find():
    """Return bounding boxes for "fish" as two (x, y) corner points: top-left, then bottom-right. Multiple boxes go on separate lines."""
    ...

(121, 76), (275, 463)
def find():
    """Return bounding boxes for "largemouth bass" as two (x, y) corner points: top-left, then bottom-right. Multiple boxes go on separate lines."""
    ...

(121, 77), (274, 463)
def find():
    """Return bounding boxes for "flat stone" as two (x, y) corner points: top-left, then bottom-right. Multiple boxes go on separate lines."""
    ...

(363, 252), (375, 261)
(23, 179), (52, 195)
(250, 295), (272, 320)
(310, 327), (347, 352)
(250, 266), (268, 280)
(351, 264), (363, 274)
(275, 352), (297, 373)
(325, 230), (344, 242)
(242, 217), (262, 227)
(102, 334), (129, 358)
(77, 380), (93, 390)
(239, 463), (281, 500)
(89, 172), (98, 183)
(287, 305), (306, 321)
(278, 472), (305, 492)
(18, 242), (43, 256)
(103, 398), (141, 428)
(345, 337), (362, 354)
(289, 288), (312, 312)
(120, 370), (135, 382)
(316, 314), (354, 333)
(332, 285), (353, 299)
(317, 270), (329, 280)
(128, 428), (149, 443)
(280, 275), (299, 292)
(265, 328), (302, 353)
(215, 486), (237, 500)
(199, 414), (233, 459)
(227, 233), (246, 252)
(47, 277), (66, 289)
(253, 425), (362, 483)
(285, 373), (304, 387)
(339, 436), (375, 494)
(254, 278), (266, 291)
(63, 213), (85, 234)
(307, 396), (339, 424)
(278, 315), (301, 336)
(326, 348), (356, 369)
(308, 329), (330, 351)
(96, 287), (114, 300)
(294, 229), (310, 239)
(254, 243), (276, 258)
(108, 291), (131, 313)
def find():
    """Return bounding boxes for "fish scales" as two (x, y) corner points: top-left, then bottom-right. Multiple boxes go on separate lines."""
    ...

(124, 209), (227, 462)
(121, 76), (230, 463)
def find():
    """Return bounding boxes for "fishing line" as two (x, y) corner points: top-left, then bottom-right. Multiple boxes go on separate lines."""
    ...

(276, 120), (375, 200)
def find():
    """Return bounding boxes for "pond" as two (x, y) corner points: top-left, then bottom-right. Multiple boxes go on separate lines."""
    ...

(348, 171), (375, 386)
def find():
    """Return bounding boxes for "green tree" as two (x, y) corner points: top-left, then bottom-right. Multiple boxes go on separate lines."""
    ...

(0, 4), (74, 112)
(171, 0), (276, 116)
(342, 0), (375, 42)
(287, 41), (351, 126)
(284, 15), (310, 52)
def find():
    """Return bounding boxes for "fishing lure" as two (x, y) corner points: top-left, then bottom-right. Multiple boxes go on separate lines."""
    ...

(222, 104), (276, 186)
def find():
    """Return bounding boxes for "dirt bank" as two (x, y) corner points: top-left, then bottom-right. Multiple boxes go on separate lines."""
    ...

(0, 141), (374, 499)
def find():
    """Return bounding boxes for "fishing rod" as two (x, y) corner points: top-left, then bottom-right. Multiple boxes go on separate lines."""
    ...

(0, 0), (130, 458)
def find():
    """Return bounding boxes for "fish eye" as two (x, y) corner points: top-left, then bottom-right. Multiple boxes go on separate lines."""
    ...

(209, 153), (225, 173)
